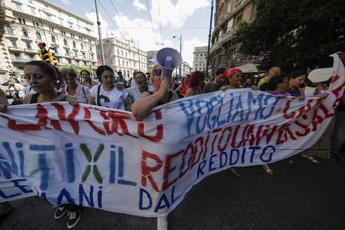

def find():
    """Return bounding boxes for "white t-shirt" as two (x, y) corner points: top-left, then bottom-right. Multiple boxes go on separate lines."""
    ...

(24, 86), (36, 95)
(9, 83), (25, 98)
(90, 84), (128, 110)
(128, 84), (154, 102)
(64, 83), (90, 103)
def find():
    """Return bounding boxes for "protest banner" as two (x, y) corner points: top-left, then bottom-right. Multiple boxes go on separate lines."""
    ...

(0, 54), (344, 219)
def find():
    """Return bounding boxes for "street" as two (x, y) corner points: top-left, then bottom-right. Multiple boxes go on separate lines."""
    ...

(1, 153), (344, 230)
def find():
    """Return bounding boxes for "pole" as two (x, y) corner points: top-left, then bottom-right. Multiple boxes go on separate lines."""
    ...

(205, 0), (214, 80)
(95, 0), (105, 65)
(179, 34), (182, 78)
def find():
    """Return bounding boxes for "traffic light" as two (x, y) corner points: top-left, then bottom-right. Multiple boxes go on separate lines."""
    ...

(37, 42), (56, 65)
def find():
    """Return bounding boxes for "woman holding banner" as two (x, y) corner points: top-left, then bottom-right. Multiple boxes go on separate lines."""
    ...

(22, 61), (81, 229)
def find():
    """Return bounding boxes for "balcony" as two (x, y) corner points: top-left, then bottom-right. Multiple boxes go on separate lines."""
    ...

(4, 33), (17, 39)
(8, 46), (24, 52)
(24, 48), (38, 54)
(12, 59), (30, 64)
(21, 36), (32, 41)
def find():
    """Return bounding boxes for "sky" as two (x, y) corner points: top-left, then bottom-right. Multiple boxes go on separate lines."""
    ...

(48, 0), (212, 65)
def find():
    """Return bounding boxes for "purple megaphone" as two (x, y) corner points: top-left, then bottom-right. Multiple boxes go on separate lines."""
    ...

(156, 48), (181, 78)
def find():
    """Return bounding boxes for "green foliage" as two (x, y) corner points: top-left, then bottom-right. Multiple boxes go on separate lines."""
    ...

(234, 0), (345, 71)
(57, 64), (96, 76)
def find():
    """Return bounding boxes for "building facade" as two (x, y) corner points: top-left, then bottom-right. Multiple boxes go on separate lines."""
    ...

(146, 50), (159, 72)
(193, 46), (208, 71)
(98, 38), (147, 80)
(0, 0), (98, 83)
(209, 0), (256, 72)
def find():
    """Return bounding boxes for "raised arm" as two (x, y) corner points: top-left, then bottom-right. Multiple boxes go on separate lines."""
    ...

(131, 78), (170, 120)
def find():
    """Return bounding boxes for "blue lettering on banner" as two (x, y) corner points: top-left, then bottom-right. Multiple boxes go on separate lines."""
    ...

(0, 158), (12, 179)
(65, 143), (75, 183)
(139, 186), (182, 212)
(179, 92), (281, 137)
(2, 142), (18, 175)
(56, 184), (103, 208)
(15, 143), (25, 177)
(195, 146), (276, 180)
(29, 144), (56, 191)
(0, 178), (33, 199)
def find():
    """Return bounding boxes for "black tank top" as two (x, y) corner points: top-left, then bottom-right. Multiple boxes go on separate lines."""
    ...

(29, 93), (67, 103)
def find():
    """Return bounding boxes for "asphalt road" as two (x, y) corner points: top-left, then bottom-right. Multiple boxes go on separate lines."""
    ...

(1, 154), (345, 230)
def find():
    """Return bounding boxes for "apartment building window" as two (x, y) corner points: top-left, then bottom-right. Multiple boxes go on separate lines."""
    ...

(30, 7), (36, 15)
(49, 27), (54, 32)
(80, 43), (84, 50)
(73, 41), (76, 48)
(18, 18), (26, 24)
(22, 28), (29, 37)
(71, 34), (75, 38)
(36, 32), (42, 40)
(10, 40), (17, 48)
(121, 50), (124, 56)
(15, 3), (22, 11)
(61, 30), (66, 35)
(126, 61), (128, 66)
(122, 60), (124, 66)
(118, 59), (120, 66)
(5, 26), (14, 35)
(64, 48), (70, 55)
(51, 35), (56, 43)
(64, 39), (68, 46)
(14, 53), (20, 59)
(74, 50), (78, 57)
(25, 41), (32, 49)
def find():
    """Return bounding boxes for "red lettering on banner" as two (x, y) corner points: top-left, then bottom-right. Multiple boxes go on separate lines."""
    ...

(190, 137), (204, 168)
(210, 128), (222, 155)
(255, 125), (277, 146)
(52, 103), (80, 133)
(6, 104), (48, 131)
(331, 83), (345, 97)
(294, 121), (310, 137)
(201, 131), (211, 160)
(283, 99), (313, 120)
(99, 110), (135, 137)
(276, 123), (296, 145)
(138, 111), (163, 143)
(283, 100), (296, 119)
(180, 143), (195, 178)
(217, 127), (232, 152)
(231, 125), (241, 148)
(162, 150), (183, 191)
(141, 150), (163, 192)
(83, 107), (106, 135)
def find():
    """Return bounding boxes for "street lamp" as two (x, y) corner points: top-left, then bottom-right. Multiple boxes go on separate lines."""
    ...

(173, 34), (182, 78)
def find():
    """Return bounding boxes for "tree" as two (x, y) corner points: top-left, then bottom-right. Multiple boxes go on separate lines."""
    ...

(234, 0), (345, 71)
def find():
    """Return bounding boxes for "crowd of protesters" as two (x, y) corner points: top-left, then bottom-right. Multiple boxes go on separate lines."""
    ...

(0, 53), (345, 228)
